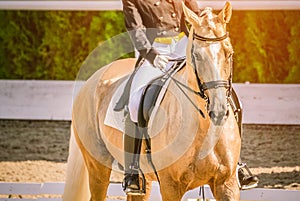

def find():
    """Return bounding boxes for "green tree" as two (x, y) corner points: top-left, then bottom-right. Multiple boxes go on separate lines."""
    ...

(285, 11), (300, 83)
(229, 10), (299, 83)
(0, 11), (45, 79)
(0, 10), (299, 83)
(0, 10), (129, 80)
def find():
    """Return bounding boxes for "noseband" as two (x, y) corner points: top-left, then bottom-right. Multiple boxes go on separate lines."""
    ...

(192, 32), (232, 99)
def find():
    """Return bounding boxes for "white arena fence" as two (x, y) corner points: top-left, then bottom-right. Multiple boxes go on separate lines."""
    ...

(0, 80), (300, 125)
(1, 182), (299, 201)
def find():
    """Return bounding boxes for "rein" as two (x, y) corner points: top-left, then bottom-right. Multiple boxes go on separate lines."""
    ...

(166, 31), (233, 117)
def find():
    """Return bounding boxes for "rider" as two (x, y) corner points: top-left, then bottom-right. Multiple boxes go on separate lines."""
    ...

(115, 0), (259, 194)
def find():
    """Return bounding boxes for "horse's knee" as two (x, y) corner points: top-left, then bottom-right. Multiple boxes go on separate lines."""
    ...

(212, 165), (240, 201)
(216, 164), (232, 182)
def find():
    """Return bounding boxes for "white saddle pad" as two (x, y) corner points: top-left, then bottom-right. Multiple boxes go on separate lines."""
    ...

(104, 76), (171, 133)
(104, 76), (129, 132)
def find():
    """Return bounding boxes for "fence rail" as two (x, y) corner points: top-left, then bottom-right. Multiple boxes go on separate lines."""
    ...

(0, 0), (300, 10)
(0, 80), (299, 124)
(0, 182), (299, 201)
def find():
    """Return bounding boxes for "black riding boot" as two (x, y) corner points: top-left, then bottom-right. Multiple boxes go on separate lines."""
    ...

(230, 90), (259, 190)
(122, 113), (144, 195)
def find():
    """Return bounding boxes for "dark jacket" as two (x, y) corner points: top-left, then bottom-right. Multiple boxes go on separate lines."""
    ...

(122, 0), (201, 64)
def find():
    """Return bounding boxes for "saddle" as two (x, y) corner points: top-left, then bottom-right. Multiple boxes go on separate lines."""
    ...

(113, 58), (185, 115)
(138, 59), (186, 126)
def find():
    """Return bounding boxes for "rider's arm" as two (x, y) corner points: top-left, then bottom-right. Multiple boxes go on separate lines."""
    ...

(122, 0), (158, 64)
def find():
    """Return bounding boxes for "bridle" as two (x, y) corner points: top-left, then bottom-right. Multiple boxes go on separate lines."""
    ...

(164, 30), (233, 118)
(193, 32), (229, 42)
(192, 31), (233, 103)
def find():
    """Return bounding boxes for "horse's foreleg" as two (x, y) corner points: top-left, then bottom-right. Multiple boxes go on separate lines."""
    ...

(210, 174), (240, 201)
(159, 178), (185, 201)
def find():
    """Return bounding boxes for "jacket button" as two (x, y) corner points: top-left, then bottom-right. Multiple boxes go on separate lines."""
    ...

(154, 1), (160, 6)
(171, 13), (176, 18)
(175, 27), (179, 32)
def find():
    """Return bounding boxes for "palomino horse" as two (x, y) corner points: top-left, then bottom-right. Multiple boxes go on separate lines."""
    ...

(63, 2), (241, 201)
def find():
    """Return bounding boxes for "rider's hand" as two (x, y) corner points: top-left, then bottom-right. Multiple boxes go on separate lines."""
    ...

(153, 54), (171, 70)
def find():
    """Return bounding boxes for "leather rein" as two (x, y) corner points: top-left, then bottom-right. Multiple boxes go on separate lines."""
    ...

(167, 31), (233, 117)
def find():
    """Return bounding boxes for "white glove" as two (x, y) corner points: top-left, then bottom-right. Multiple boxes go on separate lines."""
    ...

(153, 55), (171, 70)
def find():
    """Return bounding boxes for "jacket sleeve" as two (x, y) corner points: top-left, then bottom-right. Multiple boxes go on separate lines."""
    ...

(122, 0), (158, 64)
(184, 0), (201, 15)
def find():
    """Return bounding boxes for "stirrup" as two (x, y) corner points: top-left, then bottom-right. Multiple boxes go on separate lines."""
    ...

(236, 163), (259, 190)
(122, 170), (146, 195)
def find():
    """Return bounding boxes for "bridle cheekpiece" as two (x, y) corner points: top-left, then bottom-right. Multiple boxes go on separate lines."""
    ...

(192, 31), (233, 104)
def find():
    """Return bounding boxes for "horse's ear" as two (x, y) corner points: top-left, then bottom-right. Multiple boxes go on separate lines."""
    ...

(218, 1), (232, 23)
(182, 2), (200, 26)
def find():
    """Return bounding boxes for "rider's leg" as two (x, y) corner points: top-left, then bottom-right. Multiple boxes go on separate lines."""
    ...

(230, 89), (259, 190)
(123, 112), (144, 195)
(122, 60), (160, 195)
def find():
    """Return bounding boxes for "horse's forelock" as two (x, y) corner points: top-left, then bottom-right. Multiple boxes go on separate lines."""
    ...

(199, 8), (219, 31)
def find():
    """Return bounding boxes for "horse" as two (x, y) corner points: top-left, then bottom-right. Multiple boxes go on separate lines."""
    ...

(62, 2), (241, 201)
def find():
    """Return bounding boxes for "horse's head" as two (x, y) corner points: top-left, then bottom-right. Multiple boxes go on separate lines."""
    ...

(183, 2), (234, 126)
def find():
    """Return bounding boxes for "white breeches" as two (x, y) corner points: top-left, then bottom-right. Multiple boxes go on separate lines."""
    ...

(128, 36), (188, 122)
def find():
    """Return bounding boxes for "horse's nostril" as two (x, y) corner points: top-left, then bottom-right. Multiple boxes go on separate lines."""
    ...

(226, 109), (229, 117)
(209, 111), (216, 119)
